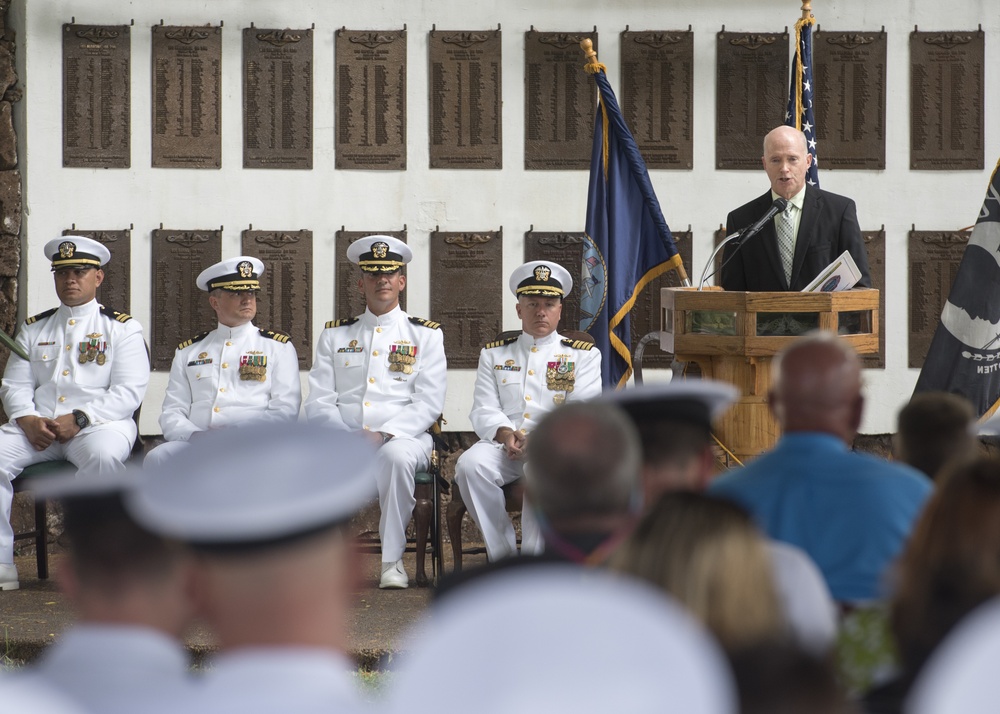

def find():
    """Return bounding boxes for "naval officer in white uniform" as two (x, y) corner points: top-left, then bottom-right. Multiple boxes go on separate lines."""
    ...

(305, 235), (446, 589)
(454, 261), (602, 561)
(144, 257), (301, 467)
(0, 236), (149, 591)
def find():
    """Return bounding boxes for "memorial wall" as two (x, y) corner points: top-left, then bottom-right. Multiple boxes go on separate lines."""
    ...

(12, 0), (1000, 435)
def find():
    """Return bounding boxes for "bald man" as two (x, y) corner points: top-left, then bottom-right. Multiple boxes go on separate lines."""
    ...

(709, 332), (932, 603)
(721, 125), (871, 292)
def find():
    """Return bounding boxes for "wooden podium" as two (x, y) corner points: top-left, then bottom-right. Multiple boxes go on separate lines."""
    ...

(660, 287), (880, 462)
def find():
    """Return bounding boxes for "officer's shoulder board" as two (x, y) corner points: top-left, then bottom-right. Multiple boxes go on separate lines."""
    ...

(324, 317), (359, 329)
(408, 316), (441, 330)
(260, 329), (291, 344)
(100, 305), (133, 323)
(24, 307), (57, 325)
(177, 331), (211, 350)
(485, 335), (519, 350)
(561, 338), (595, 351)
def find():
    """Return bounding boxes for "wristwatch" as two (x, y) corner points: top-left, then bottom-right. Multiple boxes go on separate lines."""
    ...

(72, 409), (91, 430)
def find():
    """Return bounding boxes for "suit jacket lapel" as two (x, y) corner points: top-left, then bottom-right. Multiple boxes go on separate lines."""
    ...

(791, 186), (820, 287)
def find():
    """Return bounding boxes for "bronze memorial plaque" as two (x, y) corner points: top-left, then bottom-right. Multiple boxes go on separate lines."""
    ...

(909, 229), (969, 369)
(524, 230), (584, 331)
(335, 230), (407, 317)
(151, 25), (222, 169)
(716, 30), (789, 170)
(861, 229), (886, 369)
(620, 28), (694, 170)
(63, 228), (131, 313)
(243, 28), (313, 170)
(431, 230), (502, 368)
(63, 24), (131, 168)
(151, 228), (222, 370)
(813, 29), (887, 170)
(629, 230), (691, 368)
(524, 29), (597, 170)
(335, 28), (407, 170)
(910, 29), (984, 170)
(241, 229), (313, 369)
(428, 28), (502, 169)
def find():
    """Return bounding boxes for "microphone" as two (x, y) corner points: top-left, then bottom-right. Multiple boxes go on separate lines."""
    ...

(697, 197), (789, 290)
(735, 197), (788, 246)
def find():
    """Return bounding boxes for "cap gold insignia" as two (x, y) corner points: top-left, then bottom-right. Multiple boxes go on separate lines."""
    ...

(534, 265), (551, 281)
(372, 242), (389, 259)
(238, 261), (253, 278)
(59, 241), (76, 258)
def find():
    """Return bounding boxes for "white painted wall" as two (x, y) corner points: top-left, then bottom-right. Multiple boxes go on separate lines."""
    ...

(14, 0), (1000, 435)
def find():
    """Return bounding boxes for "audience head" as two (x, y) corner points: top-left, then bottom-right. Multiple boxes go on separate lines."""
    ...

(729, 639), (856, 714)
(770, 331), (863, 442)
(525, 401), (642, 538)
(610, 491), (785, 652)
(895, 391), (977, 480)
(127, 422), (377, 652)
(890, 456), (1000, 678)
(387, 566), (736, 714)
(606, 379), (738, 502)
(32, 470), (191, 638)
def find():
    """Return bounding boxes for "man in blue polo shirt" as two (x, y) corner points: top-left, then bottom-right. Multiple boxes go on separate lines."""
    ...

(709, 332), (932, 603)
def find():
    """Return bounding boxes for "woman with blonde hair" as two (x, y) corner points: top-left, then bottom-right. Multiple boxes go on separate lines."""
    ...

(611, 491), (786, 652)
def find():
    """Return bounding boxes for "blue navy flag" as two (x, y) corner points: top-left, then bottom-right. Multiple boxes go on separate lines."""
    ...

(785, 15), (819, 188)
(581, 62), (683, 389)
(914, 160), (1000, 419)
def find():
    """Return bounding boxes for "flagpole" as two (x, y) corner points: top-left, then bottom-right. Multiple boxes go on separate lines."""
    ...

(800, 0), (814, 21)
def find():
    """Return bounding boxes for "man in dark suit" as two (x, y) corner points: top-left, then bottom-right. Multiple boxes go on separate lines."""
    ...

(721, 125), (871, 292)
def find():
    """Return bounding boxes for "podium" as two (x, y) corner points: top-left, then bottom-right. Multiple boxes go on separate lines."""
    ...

(660, 287), (880, 462)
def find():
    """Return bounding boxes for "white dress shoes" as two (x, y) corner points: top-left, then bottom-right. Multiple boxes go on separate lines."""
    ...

(379, 559), (409, 589)
(0, 563), (19, 591)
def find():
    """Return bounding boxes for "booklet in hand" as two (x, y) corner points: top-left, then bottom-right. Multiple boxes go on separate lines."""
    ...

(801, 250), (863, 293)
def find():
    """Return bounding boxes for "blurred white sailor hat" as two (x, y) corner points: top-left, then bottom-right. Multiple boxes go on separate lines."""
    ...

(387, 565), (736, 714)
(44, 235), (111, 270)
(126, 422), (377, 550)
(196, 256), (265, 292)
(346, 235), (411, 273)
(509, 260), (573, 299)
(603, 378), (739, 432)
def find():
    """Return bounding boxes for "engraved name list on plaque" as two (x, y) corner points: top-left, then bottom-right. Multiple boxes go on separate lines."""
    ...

(151, 228), (222, 370)
(335, 229), (408, 318)
(908, 229), (970, 369)
(336, 28), (407, 170)
(524, 29), (597, 170)
(910, 28), (984, 170)
(243, 27), (313, 169)
(62, 228), (131, 313)
(63, 24), (131, 168)
(241, 229), (313, 369)
(813, 29), (887, 170)
(428, 28), (502, 169)
(620, 28), (694, 170)
(431, 230), (502, 368)
(151, 24), (222, 169)
(716, 30), (789, 170)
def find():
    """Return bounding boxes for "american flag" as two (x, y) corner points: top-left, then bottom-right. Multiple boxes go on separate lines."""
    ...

(785, 14), (819, 188)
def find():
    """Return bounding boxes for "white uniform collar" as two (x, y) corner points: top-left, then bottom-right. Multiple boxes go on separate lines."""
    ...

(362, 304), (403, 327)
(58, 299), (100, 319)
(518, 329), (562, 349)
(215, 321), (257, 340)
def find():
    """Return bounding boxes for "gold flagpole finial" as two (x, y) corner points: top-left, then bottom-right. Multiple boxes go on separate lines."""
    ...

(580, 38), (600, 70)
(800, 0), (814, 21)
